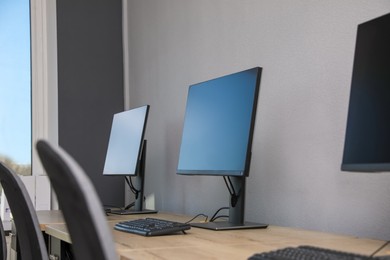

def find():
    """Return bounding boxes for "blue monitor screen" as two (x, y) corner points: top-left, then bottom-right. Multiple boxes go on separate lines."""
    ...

(103, 105), (149, 176)
(177, 67), (261, 176)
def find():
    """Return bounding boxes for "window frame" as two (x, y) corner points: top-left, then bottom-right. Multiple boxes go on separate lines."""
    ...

(31, 0), (58, 177)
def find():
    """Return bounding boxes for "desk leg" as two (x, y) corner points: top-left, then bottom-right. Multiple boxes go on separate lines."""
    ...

(48, 236), (61, 260)
(48, 236), (73, 260)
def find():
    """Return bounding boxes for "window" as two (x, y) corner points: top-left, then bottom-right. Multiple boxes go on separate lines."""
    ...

(0, 0), (32, 176)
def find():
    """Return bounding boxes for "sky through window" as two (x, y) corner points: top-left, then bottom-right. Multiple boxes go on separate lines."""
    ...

(0, 0), (31, 174)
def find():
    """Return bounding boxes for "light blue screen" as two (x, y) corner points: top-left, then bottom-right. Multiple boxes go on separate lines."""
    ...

(177, 68), (260, 176)
(103, 105), (149, 175)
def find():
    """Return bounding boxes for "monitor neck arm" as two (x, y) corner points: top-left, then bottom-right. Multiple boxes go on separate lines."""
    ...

(223, 176), (241, 207)
(124, 140), (146, 211)
(223, 176), (246, 225)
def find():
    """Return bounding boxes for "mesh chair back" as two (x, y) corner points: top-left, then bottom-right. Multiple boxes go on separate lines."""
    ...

(36, 140), (117, 260)
(0, 162), (48, 260)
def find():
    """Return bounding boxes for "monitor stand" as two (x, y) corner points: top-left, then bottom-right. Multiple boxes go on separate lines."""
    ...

(110, 140), (157, 215)
(190, 221), (267, 230)
(190, 176), (267, 230)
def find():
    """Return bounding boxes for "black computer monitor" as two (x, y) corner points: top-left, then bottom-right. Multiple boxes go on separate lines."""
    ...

(177, 67), (267, 230)
(341, 13), (390, 172)
(103, 105), (157, 214)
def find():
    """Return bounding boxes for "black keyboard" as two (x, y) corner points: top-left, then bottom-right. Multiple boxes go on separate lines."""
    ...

(114, 217), (191, 236)
(248, 245), (384, 260)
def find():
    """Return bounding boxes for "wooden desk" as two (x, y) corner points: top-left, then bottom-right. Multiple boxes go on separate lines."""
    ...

(37, 211), (390, 259)
(37, 210), (64, 231)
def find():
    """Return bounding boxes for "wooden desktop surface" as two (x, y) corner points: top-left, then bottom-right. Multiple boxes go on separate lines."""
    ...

(37, 210), (390, 260)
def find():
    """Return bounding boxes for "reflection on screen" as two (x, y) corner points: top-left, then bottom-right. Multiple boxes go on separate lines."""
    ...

(103, 105), (149, 176)
(177, 68), (260, 176)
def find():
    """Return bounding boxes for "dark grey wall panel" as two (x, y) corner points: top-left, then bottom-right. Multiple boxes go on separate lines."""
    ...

(57, 0), (124, 206)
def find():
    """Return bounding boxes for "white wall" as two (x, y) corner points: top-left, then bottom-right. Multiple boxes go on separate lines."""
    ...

(125, 0), (390, 240)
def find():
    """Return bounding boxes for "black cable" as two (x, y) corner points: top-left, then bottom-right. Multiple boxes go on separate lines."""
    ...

(124, 201), (135, 210)
(102, 204), (122, 210)
(370, 240), (390, 257)
(124, 176), (132, 192)
(103, 204), (122, 215)
(124, 176), (140, 199)
(185, 214), (209, 224)
(223, 176), (235, 197)
(124, 176), (136, 193)
(210, 215), (229, 222)
(223, 176), (240, 207)
(210, 207), (229, 222)
(128, 176), (138, 192)
(129, 177), (140, 199)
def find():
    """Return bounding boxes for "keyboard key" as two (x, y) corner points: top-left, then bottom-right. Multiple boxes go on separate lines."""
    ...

(248, 245), (381, 260)
(114, 218), (191, 236)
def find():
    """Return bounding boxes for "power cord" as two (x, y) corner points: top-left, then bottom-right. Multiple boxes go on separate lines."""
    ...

(187, 206), (230, 224)
(124, 201), (135, 210)
(223, 176), (240, 207)
(210, 215), (229, 222)
(185, 214), (208, 224)
(124, 176), (140, 199)
(210, 207), (229, 222)
(370, 240), (390, 257)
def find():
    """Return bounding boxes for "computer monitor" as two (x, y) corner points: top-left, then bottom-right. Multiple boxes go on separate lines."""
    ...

(103, 105), (157, 214)
(341, 13), (390, 172)
(177, 67), (268, 230)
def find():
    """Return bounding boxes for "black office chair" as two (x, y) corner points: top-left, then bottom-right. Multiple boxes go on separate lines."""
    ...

(0, 216), (6, 260)
(0, 162), (49, 260)
(36, 140), (117, 260)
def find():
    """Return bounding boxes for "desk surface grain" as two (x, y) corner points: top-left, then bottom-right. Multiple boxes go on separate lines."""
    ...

(37, 210), (390, 260)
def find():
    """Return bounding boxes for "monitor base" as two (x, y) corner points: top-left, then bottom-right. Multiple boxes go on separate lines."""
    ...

(109, 209), (158, 215)
(190, 221), (268, 231)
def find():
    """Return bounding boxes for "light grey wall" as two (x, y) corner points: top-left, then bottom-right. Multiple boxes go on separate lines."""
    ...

(126, 0), (390, 240)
